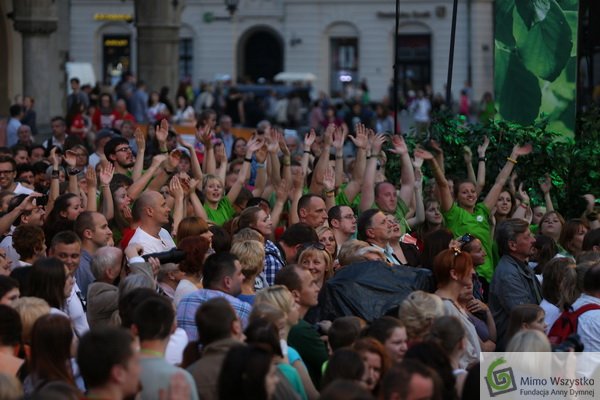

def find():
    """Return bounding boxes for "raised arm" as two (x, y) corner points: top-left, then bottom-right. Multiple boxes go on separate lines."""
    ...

(332, 126), (346, 190)
(359, 132), (386, 212)
(47, 147), (60, 213)
(147, 149), (181, 192)
(483, 144), (533, 211)
(169, 176), (184, 237)
(214, 144), (228, 184)
(418, 148), (453, 212)
(253, 143), (268, 197)
(226, 136), (262, 204)
(539, 174), (554, 212)
(85, 168), (97, 212)
(177, 135), (203, 181)
(98, 163), (115, 220)
(127, 154), (166, 200)
(64, 150), (80, 197)
(309, 124), (334, 195)
(429, 139), (445, 176)
(406, 156), (425, 228)
(464, 146), (476, 187)
(301, 129), (316, 179)
(187, 178), (209, 221)
(511, 183), (532, 222)
(343, 124), (368, 203)
(132, 128), (146, 181)
(475, 136), (489, 194)
(270, 179), (290, 233)
(322, 166), (336, 211)
(388, 135), (416, 206)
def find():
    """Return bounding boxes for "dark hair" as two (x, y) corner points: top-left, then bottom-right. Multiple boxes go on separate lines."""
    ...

(12, 144), (29, 157)
(495, 218), (531, 256)
(195, 297), (237, 345)
(133, 296), (175, 341)
(327, 205), (344, 225)
(381, 360), (441, 400)
(583, 263), (600, 294)
(177, 235), (211, 275)
(298, 193), (324, 215)
(404, 341), (457, 400)
(209, 225), (231, 253)
(202, 252), (239, 289)
(505, 304), (544, 343)
(50, 230), (81, 250)
(357, 209), (380, 241)
(322, 348), (365, 390)
(118, 288), (160, 329)
(28, 257), (68, 309)
(421, 229), (454, 269)
(44, 193), (79, 232)
(583, 228), (600, 251)
(0, 304), (21, 346)
(274, 264), (303, 292)
(461, 363), (480, 400)
(12, 225), (45, 261)
(280, 223), (318, 246)
(10, 104), (23, 117)
(218, 345), (273, 400)
(0, 155), (17, 172)
(244, 318), (283, 357)
(77, 327), (135, 389)
(104, 137), (129, 158)
(74, 211), (98, 241)
(559, 218), (589, 255)
(363, 316), (404, 345)
(329, 316), (362, 352)
(532, 234), (559, 275)
(319, 380), (374, 400)
(30, 314), (75, 386)
(0, 275), (19, 299)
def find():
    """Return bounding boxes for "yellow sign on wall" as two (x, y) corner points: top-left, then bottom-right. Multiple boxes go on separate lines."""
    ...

(94, 13), (133, 22)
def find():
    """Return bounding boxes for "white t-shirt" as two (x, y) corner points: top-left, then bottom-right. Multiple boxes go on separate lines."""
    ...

(12, 183), (34, 195)
(128, 227), (176, 255)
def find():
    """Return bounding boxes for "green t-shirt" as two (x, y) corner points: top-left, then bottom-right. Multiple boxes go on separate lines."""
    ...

(204, 196), (235, 226)
(335, 184), (361, 212)
(443, 202), (494, 282)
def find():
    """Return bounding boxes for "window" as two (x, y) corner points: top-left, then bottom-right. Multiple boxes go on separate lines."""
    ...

(179, 38), (193, 80)
(102, 34), (131, 86)
(396, 34), (431, 94)
(330, 38), (359, 96)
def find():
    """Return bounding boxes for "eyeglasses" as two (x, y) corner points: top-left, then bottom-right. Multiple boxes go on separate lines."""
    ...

(115, 147), (132, 153)
(342, 214), (356, 220)
(0, 170), (14, 175)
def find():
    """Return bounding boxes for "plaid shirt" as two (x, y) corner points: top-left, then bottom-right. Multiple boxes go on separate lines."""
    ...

(264, 239), (286, 286)
(176, 289), (251, 341)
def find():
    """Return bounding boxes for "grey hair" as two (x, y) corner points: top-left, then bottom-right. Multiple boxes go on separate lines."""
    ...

(90, 247), (123, 280)
(118, 274), (155, 300)
(157, 263), (179, 283)
(495, 218), (530, 256)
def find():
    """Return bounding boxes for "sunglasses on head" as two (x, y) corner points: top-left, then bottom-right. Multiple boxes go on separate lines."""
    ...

(458, 234), (475, 248)
(298, 242), (326, 254)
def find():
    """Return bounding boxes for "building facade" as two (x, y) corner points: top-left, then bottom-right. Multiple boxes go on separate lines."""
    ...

(1, 0), (495, 127)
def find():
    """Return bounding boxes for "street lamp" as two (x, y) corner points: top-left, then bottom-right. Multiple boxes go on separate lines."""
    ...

(224, 0), (239, 83)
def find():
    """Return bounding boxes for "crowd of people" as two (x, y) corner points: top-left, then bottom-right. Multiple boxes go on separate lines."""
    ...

(0, 74), (600, 400)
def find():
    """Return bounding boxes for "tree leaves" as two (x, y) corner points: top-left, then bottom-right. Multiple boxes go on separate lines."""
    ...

(498, 52), (542, 125)
(513, 0), (572, 81)
(515, 0), (551, 29)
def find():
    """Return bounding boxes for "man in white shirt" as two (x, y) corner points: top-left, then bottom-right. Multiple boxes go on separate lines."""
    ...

(0, 194), (45, 266)
(129, 190), (176, 255)
(571, 264), (600, 352)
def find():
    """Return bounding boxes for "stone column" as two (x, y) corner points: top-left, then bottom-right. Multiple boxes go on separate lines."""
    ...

(134, 0), (183, 94)
(12, 0), (58, 132)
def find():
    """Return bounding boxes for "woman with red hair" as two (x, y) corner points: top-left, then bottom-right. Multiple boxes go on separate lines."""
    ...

(433, 248), (481, 369)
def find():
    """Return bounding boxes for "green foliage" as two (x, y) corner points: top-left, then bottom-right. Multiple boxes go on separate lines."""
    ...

(385, 106), (600, 219)
(495, 0), (577, 135)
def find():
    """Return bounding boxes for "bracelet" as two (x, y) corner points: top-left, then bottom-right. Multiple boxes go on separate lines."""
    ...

(478, 157), (487, 162)
(67, 168), (80, 176)
(282, 161), (291, 167)
(244, 157), (252, 163)
(160, 149), (169, 154)
(324, 190), (335, 197)
(100, 184), (109, 189)
(303, 150), (311, 154)
(506, 157), (518, 165)
(51, 170), (60, 179)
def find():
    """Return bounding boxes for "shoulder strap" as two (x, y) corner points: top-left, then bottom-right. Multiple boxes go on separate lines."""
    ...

(573, 303), (600, 318)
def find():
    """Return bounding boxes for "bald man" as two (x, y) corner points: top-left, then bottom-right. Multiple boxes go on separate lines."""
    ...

(128, 191), (175, 255)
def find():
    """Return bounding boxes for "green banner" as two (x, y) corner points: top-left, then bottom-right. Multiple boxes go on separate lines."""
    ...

(494, 0), (579, 137)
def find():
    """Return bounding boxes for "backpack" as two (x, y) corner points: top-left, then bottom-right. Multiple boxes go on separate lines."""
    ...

(548, 303), (600, 345)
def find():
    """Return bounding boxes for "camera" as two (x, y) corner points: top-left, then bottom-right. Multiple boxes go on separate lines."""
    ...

(142, 248), (186, 264)
(552, 333), (584, 352)
(36, 195), (49, 207)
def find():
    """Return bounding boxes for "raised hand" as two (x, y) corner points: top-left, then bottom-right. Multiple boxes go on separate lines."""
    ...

(49, 147), (60, 167)
(266, 134), (280, 154)
(463, 145), (473, 163)
(370, 131), (387, 155)
(512, 143), (533, 157)
(169, 176), (184, 200)
(349, 123), (368, 150)
(323, 166), (336, 192)
(324, 124), (335, 146)
(478, 135), (490, 157)
(122, 204), (133, 222)
(151, 154), (168, 168)
(332, 126), (346, 151)
(177, 134), (194, 150)
(517, 182), (530, 205)
(64, 150), (77, 167)
(539, 174), (552, 194)
(214, 144), (227, 164)
(304, 129), (316, 150)
(276, 130), (290, 156)
(388, 135), (408, 155)
(99, 163), (115, 186)
(134, 128), (146, 152)
(429, 139), (444, 155)
(275, 179), (291, 202)
(413, 147), (434, 161)
(246, 136), (264, 155)
(412, 155), (424, 169)
(85, 167), (97, 188)
(156, 119), (169, 143)
(166, 149), (182, 170)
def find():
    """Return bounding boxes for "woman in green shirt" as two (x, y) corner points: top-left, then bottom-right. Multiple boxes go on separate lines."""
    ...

(417, 143), (532, 283)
